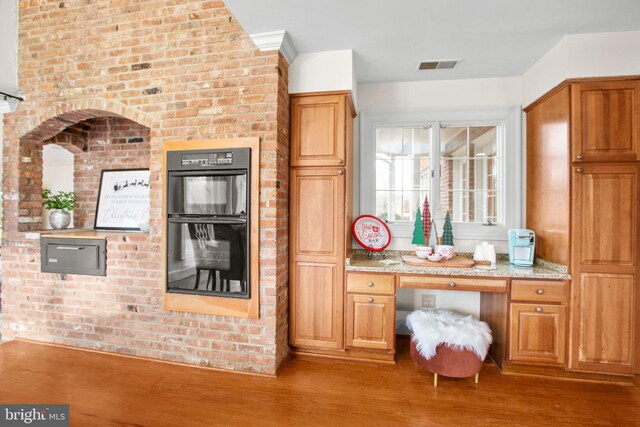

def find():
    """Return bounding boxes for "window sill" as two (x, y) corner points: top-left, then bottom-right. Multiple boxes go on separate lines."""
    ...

(386, 222), (509, 241)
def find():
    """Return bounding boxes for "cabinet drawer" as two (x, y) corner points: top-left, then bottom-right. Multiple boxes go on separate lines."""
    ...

(398, 275), (507, 293)
(41, 237), (106, 276)
(347, 273), (395, 295)
(511, 280), (568, 303)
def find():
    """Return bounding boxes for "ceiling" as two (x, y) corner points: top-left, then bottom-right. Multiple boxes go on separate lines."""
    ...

(224, 0), (640, 83)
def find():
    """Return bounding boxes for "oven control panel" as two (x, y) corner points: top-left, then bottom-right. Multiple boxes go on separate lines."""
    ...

(181, 152), (233, 167)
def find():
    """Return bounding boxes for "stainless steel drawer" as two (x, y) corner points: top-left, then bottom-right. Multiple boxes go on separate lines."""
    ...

(41, 237), (107, 276)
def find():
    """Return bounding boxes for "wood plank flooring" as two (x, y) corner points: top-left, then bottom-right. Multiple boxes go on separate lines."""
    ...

(0, 338), (638, 426)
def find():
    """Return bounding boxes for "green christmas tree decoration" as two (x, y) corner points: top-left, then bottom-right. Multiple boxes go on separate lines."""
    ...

(412, 207), (425, 245)
(442, 211), (454, 246)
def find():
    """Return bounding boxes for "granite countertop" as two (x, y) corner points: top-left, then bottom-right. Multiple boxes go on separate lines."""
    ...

(346, 251), (571, 280)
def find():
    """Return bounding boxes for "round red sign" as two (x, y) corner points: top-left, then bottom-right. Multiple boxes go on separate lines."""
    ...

(352, 215), (391, 252)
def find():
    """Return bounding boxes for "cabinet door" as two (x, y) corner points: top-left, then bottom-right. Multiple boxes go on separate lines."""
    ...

(346, 294), (395, 350)
(290, 168), (345, 261)
(571, 273), (635, 374)
(571, 80), (640, 162)
(289, 168), (345, 349)
(509, 303), (566, 365)
(570, 164), (640, 374)
(290, 261), (344, 349)
(291, 94), (347, 167)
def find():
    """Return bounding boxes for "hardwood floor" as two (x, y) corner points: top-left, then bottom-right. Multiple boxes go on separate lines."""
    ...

(0, 338), (638, 426)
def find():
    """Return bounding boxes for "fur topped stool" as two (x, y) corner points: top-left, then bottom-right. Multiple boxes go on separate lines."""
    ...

(406, 309), (492, 387)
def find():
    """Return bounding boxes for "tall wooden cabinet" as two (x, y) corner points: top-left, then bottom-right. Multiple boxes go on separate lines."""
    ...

(526, 76), (640, 376)
(570, 164), (639, 374)
(289, 92), (355, 352)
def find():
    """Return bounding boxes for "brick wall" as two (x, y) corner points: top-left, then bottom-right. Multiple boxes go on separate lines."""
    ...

(1, 0), (290, 375)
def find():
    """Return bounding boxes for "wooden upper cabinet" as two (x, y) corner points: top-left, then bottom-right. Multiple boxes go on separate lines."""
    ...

(571, 80), (640, 162)
(290, 92), (355, 167)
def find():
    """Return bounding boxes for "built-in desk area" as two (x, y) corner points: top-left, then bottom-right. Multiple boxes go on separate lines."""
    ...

(339, 251), (571, 374)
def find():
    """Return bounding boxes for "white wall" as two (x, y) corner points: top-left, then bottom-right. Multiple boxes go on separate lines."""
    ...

(0, 0), (20, 109)
(358, 76), (522, 111)
(289, 49), (357, 107)
(522, 31), (640, 107)
(42, 145), (75, 229)
(396, 289), (480, 334)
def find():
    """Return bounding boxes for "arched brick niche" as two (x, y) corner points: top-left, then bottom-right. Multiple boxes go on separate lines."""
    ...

(18, 109), (152, 231)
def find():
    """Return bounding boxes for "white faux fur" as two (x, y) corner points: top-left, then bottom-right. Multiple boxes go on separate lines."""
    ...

(406, 309), (493, 360)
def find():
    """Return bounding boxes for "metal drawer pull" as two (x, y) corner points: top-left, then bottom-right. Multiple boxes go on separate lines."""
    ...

(449, 282), (456, 288)
(337, 170), (344, 175)
(536, 307), (543, 313)
(368, 297), (374, 303)
(338, 159), (344, 164)
(576, 168), (584, 173)
(56, 246), (85, 250)
(576, 154), (584, 160)
(537, 289), (545, 295)
(367, 282), (374, 287)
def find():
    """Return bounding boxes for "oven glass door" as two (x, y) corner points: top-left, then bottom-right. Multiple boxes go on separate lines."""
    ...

(168, 171), (247, 216)
(166, 218), (248, 298)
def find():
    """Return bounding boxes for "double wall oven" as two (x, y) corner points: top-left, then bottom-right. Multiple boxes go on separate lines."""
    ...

(166, 148), (250, 299)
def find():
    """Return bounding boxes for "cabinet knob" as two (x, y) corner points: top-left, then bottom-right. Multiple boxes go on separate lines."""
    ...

(337, 170), (344, 175)
(449, 282), (456, 288)
(576, 168), (584, 173)
(576, 154), (584, 160)
(368, 297), (374, 303)
(367, 282), (374, 287)
(537, 289), (545, 295)
(536, 307), (543, 313)
(338, 159), (344, 164)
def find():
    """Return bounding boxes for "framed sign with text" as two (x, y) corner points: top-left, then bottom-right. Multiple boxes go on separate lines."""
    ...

(352, 215), (391, 252)
(94, 169), (151, 230)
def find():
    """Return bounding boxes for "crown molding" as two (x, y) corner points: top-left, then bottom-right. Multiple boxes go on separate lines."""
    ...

(250, 30), (298, 64)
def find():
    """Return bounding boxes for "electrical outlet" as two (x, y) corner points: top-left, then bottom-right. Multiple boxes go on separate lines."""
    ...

(421, 294), (436, 309)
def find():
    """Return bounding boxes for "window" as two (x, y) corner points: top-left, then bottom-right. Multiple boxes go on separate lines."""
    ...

(361, 109), (521, 241)
(375, 127), (432, 222)
(439, 125), (498, 224)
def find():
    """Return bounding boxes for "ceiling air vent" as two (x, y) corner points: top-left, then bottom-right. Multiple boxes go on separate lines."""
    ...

(419, 60), (460, 70)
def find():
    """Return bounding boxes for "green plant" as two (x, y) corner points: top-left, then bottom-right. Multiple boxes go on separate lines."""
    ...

(41, 189), (76, 212)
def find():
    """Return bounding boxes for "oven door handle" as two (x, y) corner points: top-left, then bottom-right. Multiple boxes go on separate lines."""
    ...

(168, 170), (247, 177)
(168, 217), (247, 225)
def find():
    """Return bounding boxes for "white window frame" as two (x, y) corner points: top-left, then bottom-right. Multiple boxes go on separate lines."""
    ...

(360, 107), (522, 241)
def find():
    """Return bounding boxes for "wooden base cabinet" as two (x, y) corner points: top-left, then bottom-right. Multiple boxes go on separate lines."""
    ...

(346, 294), (395, 351)
(570, 163), (639, 375)
(509, 303), (566, 365)
(289, 168), (346, 349)
(570, 273), (636, 374)
(509, 280), (568, 366)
